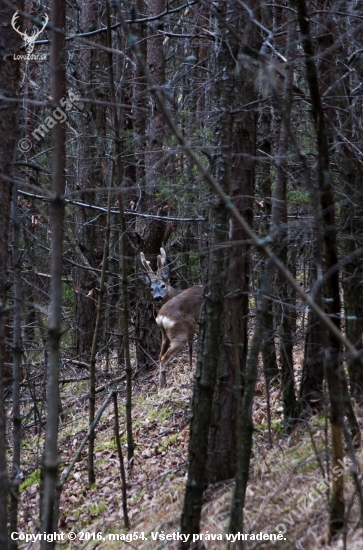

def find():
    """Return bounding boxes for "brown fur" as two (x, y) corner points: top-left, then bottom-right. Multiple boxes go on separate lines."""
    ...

(156, 285), (203, 387)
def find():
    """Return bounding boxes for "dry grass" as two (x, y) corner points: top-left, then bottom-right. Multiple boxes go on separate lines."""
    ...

(15, 348), (363, 549)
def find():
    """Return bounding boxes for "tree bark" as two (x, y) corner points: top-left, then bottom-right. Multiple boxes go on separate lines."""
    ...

(180, 203), (227, 548)
(133, 0), (169, 370)
(207, 0), (256, 485)
(9, 165), (22, 550)
(299, 231), (325, 409)
(88, 192), (111, 486)
(41, 0), (66, 543)
(106, 1), (135, 462)
(341, 166), (363, 403)
(0, 2), (23, 547)
(293, 0), (345, 535)
(270, 17), (298, 426)
(74, 0), (108, 360)
(229, 262), (272, 539)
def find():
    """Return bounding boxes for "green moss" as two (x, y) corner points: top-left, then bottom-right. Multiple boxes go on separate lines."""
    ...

(161, 433), (179, 448)
(149, 407), (173, 422)
(95, 439), (119, 452)
(311, 415), (326, 429)
(20, 469), (41, 492)
(90, 502), (107, 516)
(287, 187), (310, 207)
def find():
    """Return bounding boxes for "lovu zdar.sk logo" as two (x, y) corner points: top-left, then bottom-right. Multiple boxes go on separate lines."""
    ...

(11, 11), (48, 53)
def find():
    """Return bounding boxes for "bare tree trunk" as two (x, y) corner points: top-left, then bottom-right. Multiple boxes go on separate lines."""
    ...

(341, 170), (363, 403)
(339, 19), (363, 403)
(107, 1), (134, 462)
(180, 203), (227, 547)
(0, 2), (23, 547)
(270, 18), (298, 426)
(88, 192), (111, 486)
(299, 229), (325, 409)
(145, 0), (165, 193)
(258, 1), (278, 386)
(40, 0), (66, 542)
(112, 392), (129, 528)
(229, 262), (272, 538)
(9, 169), (22, 550)
(132, 0), (147, 189)
(133, 0), (169, 370)
(206, 0), (257, 485)
(74, 0), (108, 360)
(294, 0), (345, 535)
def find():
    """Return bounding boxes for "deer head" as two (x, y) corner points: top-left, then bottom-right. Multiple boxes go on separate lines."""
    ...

(11, 11), (49, 53)
(140, 247), (177, 305)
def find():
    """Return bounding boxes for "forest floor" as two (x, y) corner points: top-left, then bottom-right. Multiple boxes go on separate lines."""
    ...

(15, 346), (363, 550)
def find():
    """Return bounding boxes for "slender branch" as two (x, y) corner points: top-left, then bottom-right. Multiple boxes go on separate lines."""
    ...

(88, 188), (112, 486)
(34, 0), (200, 45)
(17, 190), (205, 222)
(112, 392), (129, 529)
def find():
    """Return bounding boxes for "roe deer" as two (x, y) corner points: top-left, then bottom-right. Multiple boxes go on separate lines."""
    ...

(140, 248), (203, 387)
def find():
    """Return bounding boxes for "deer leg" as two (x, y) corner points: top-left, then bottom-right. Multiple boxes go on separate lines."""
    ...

(188, 340), (193, 369)
(159, 367), (167, 389)
(159, 328), (170, 360)
(159, 338), (187, 388)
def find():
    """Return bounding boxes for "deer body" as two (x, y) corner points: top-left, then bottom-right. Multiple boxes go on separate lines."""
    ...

(156, 285), (203, 388)
(140, 248), (203, 387)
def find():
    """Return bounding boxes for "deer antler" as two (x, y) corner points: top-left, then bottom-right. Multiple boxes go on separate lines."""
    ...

(140, 252), (157, 281)
(156, 247), (167, 279)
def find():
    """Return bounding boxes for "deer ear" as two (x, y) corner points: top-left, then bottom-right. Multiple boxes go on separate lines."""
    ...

(161, 266), (170, 281)
(139, 274), (151, 286)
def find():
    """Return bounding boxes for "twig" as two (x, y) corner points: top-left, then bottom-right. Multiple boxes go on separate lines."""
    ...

(18, 189), (205, 222)
(113, 391), (129, 529)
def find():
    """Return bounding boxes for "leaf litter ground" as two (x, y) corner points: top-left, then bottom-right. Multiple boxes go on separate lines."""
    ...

(15, 347), (363, 549)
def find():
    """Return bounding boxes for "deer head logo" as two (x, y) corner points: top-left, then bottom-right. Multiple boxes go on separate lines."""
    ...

(11, 11), (48, 54)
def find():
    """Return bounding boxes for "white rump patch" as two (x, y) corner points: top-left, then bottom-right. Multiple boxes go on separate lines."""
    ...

(156, 315), (175, 328)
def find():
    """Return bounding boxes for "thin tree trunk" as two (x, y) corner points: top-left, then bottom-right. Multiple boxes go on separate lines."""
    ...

(0, 3), (22, 545)
(270, 16), (298, 426)
(9, 169), (22, 550)
(133, 0), (169, 370)
(107, 0), (134, 462)
(299, 231), (325, 408)
(341, 179), (363, 403)
(145, 0), (165, 193)
(257, 78), (278, 385)
(229, 262), (272, 539)
(40, 0), (66, 542)
(112, 392), (129, 528)
(118, 195), (135, 463)
(132, 0), (147, 189)
(88, 191), (112, 485)
(74, 0), (108, 360)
